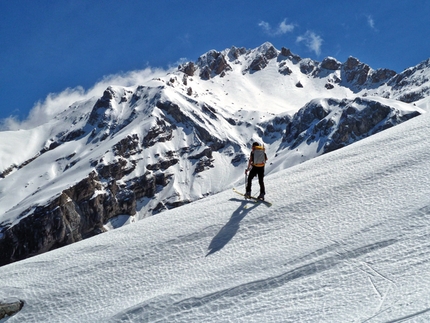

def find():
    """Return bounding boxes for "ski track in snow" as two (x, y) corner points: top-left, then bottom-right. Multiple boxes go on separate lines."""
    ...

(0, 110), (430, 322)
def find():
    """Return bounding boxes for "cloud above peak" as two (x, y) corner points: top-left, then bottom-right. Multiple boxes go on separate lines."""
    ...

(258, 18), (295, 36)
(0, 67), (169, 131)
(366, 14), (378, 31)
(296, 31), (323, 56)
(258, 18), (323, 56)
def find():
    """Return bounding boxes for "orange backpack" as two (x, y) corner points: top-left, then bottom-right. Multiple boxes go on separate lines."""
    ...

(252, 146), (266, 167)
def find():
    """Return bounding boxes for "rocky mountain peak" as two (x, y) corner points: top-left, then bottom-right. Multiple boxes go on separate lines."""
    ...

(196, 49), (232, 79)
(385, 57), (430, 102)
(320, 57), (342, 70)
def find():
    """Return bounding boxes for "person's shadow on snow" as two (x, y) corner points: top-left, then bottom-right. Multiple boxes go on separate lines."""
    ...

(206, 198), (259, 256)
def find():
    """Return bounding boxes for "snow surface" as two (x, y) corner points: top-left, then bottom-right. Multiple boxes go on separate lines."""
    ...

(1, 99), (430, 322)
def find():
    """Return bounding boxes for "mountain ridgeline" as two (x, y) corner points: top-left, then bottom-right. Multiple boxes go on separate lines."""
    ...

(0, 42), (426, 266)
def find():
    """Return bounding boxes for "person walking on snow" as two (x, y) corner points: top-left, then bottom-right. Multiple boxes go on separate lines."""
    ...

(245, 142), (267, 200)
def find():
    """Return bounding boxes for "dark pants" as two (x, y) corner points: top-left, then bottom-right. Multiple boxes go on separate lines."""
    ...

(246, 166), (265, 196)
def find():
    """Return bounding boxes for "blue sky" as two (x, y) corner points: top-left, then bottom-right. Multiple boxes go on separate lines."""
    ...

(1, 0), (430, 124)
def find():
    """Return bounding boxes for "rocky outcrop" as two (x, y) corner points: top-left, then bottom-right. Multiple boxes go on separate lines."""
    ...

(249, 54), (269, 72)
(320, 57), (342, 70)
(300, 58), (317, 75)
(325, 98), (419, 152)
(89, 87), (115, 126)
(340, 57), (396, 90)
(398, 89), (430, 103)
(228, 46), (247, 60)
(284, 101), (330, 145)
(342, 57), (371, 86)
(0, 298), (24, 319)
(369, 68), (397, 84)
(156, 100), (225, 149)
(283, 97), (421, 153)
(280, 47), (301, 63)
(389, 58), (430, 90)
(179, 62), (196, 77)
(0, 171), (136, 265)
(0, 151), (180, 266)
(385, 58), (430, 102)
(248, 44), (278, 72)
(197, 50), (232, 79)
(188, 147), (214, 173)
(264, 45), (278, 60)
(142, 118), (173, 148)
(278, 61), (292, 75)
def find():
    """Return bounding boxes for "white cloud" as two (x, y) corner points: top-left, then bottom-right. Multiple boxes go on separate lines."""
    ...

(366, 15), (377, 30)
(258, 18), (294, 36)
(278, 19), (295, 34)
(258, 21), (271, 33)
(0, 67), (169, 131)
(296, 31), (323, 56)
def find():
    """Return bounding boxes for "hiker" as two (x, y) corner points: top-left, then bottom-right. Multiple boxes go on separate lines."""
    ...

(245, 142), (267, 200)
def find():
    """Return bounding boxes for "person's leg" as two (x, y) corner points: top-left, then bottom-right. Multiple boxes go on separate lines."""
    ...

(246, 167), (257, 195)
(257, 167), (265, 197)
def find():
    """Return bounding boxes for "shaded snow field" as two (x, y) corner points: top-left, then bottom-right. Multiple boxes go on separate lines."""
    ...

(0, 101), (430, 322)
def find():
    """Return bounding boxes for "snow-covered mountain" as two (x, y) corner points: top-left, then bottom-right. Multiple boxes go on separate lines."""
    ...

(1, 89), (430, 322)
(0, 42), (428, 267)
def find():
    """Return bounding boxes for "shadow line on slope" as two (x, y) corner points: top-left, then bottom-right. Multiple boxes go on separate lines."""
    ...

(110, 238), (399, 322)
(384, 307), (430, 323)
(206, 198), (259, 256)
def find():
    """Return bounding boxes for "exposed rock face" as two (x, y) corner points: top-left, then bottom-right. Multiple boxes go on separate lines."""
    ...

(0, 298), (24, 319)
(248, 44), (279, 72)
(320, 57), (342, 70)
(141, 117), (173, 148)
(249, 54), (269, 72)
(179, 62), (196, 77)
(89, 87), (115, 126)
(385, 58), (430, 102)
(389, 59), (430, 89)
(264, 44), (278, 60)
(369, 68), (397, 84)
(300, 59), (317, 75)
(283, 97), (420, 153)
(197, 50), (232, 79)
(0, 171), (138, 265)
(278, 62), (292, 75)
(228, 46), (247, 60)
(339, 57), (396, 90)
(0, 134), (184, 266)
(189, 44), (401, 95)
(280, 47), (301, 62)
(342, 57), (371, 86)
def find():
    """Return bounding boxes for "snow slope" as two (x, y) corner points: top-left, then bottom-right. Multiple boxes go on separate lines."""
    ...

(1, 100), (430, 322)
